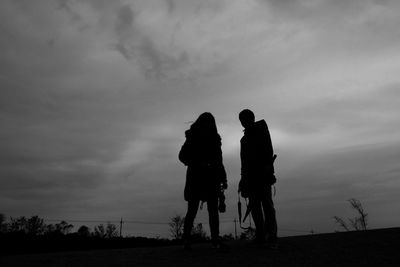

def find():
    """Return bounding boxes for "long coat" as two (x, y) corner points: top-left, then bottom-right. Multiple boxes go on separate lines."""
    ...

(179, 129), (227, 201)
(239, 119), (275, 197)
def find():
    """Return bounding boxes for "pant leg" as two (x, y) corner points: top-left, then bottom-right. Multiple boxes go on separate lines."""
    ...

(183, 200), (200, 240)
(249, 196), (265, 241)
(261, 186), (277, 241)
(207, 197), (220, 241)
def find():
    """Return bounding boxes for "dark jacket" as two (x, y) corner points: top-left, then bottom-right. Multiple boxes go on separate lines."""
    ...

(179, 129), (227, 201)
(239, 120), (275, 197)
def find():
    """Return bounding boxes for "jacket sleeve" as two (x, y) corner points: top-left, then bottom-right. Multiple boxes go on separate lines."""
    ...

(178, 140), (191, 166)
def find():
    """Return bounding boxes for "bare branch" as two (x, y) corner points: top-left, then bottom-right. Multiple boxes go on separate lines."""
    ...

(348, 198), (368, 230)
(333, 216), (350, 231)
(168, 215), (185, 240)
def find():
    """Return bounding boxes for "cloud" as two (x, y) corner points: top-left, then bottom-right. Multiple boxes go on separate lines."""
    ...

(114, 3), (136, 60)
(1, 0), (400, 235)
(275, 140), (400, 232)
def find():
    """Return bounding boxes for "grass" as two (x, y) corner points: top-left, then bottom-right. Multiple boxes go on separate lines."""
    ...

(1, 227), (399, 266)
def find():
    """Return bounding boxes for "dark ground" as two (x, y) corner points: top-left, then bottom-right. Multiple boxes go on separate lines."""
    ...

(1, 228), (399, 267)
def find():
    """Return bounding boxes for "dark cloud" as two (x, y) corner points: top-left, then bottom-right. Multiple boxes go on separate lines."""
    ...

(262, 0), (370, 20)
(135, 37), (189, 79)
(112, 5), (138, 63)
(165, 0), (176, 14)
(256, 0), (400, 55)
(111, 4), (190, 79)
(275, 141), (400, 232)
(273, 82), (400, 137)
(0, 73), (145, 218)
(279, 141), (400, 196)
(116, 4), (135, 35)
(57, 0), (81, 21)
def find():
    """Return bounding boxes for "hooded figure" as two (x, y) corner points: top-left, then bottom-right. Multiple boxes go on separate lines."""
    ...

(238, 109), (278, 247)
(179, 112), (227, 250)
(239, 119), (276, 197)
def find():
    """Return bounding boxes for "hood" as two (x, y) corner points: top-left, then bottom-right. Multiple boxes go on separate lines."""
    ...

(244, 119), (268, 135)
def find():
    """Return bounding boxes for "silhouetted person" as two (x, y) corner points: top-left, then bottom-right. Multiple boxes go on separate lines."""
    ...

(238, 109), (278, 247)
(179, 112), (228, 250)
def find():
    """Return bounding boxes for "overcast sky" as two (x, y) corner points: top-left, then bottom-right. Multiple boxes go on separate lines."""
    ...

(1, 0), (400, 237)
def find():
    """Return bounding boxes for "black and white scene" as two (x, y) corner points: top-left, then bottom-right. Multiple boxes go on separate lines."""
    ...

(1, 0), (400, 266)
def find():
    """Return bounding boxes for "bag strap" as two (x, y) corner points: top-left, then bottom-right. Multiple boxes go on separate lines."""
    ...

(237, 191), (251, 230)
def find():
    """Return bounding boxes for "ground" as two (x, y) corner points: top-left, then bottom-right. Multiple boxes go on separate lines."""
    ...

(1, 228), (399, 266)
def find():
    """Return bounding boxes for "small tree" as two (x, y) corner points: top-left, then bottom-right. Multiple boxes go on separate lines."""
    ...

(7, 215), (46, 235)
(55, 221), (74, 235)
(348, 198), (368, 230)
(45, 224), (56, 235)
(77, 225), (91, 237)
(26, 216), (45, 235)
(94, 224), (106, 238)
(105, 223), (118, 238)
(9, 216), (27, 233)
(333, 216), (350, 232)
(334, 198), (368, 231)
(191, 223), (207, 241)
(169, 215), (185, 240)
(0, 213), (7, 233)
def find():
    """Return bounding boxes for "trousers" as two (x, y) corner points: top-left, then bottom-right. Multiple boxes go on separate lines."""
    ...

(249, 186), (277, 241)
(183, 197), (219, 241)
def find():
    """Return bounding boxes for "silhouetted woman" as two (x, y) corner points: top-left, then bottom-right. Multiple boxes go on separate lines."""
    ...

(179, 112), (227, 250)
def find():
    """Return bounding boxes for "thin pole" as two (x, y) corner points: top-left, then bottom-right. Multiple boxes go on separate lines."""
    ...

(120, 217), (123, 237)
(234, 218), (237, 240)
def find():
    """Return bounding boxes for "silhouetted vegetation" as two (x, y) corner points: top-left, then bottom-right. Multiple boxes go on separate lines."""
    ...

(168, 215), (208, 242)
(190, 223), (208, 242)
(0, 213), (7, 233)
(168, 215), (185, 240)
(0, 214), (174, 255)
(77, 225), (91, 237)
(93, 223), (118, 238)
(239, 227), (256, 240)
(3, 228), (400, 266)
(333, 198), (368, 231)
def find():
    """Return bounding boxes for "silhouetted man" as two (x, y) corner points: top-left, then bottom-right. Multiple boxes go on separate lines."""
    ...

(238, 109), (277, 247)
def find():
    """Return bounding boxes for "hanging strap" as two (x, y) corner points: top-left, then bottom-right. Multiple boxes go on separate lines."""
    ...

(238, 191), (251, 230)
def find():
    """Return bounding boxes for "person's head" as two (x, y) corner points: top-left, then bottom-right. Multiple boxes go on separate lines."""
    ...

(191, 112), (218, 135)
(239, 109), (255, 129)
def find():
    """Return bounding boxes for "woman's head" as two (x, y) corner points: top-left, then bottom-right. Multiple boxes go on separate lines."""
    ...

(191, 112), (218, 135)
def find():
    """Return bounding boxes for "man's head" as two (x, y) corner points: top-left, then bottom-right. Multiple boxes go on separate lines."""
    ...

(239, 109), (255, 129)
